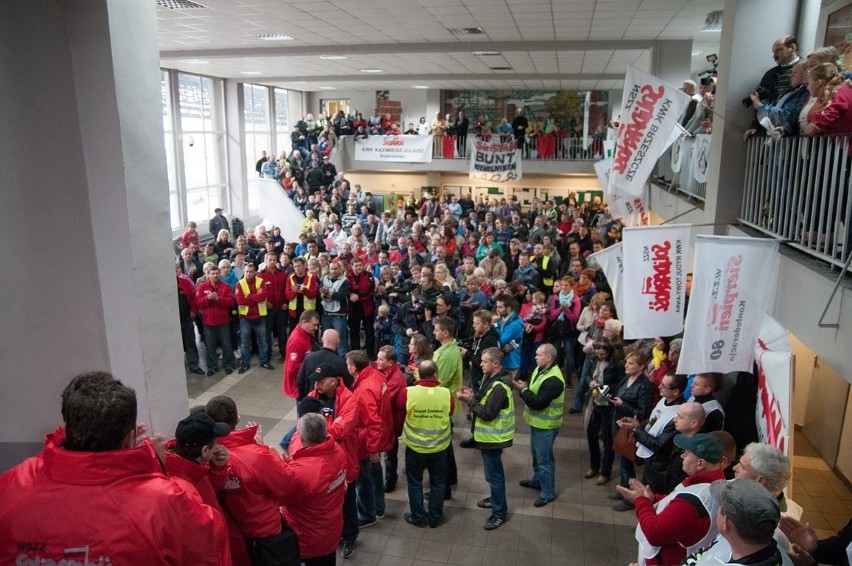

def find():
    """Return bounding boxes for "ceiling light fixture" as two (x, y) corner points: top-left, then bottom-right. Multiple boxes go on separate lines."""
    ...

(257, 34), (294, 41)
(489, 66), (513, 71)
(240, 71), (263, 76)
(448, 27), (483, 35)
(319, 55), (347, 60)
(360, 69), (383, 73)
(473, 51), (501, 56)
(702, 10), (723, 32)
(412, 85), (430, 89)
(156, 0), (205, 9)
(318, 86), (336, 90)
(182, 59), (210, 64)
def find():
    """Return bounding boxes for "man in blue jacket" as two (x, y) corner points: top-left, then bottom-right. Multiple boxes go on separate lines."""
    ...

(494, 294), (524, 377)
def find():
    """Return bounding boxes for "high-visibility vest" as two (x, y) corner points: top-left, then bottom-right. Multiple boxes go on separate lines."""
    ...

(473, 380), (515, 444)
(287, 273), (316, 312)
(237, 277), (267, 317)
(542, 255), (553, 287)
(523, 365), (565, 430)
(402, 386), (452, 454)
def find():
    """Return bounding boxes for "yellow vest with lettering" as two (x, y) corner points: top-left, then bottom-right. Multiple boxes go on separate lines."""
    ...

(403, 386), (452, 453)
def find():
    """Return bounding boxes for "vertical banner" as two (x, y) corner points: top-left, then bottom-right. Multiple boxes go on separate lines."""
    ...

(588, 243), (624, 316)
(756, 351), (792, 455)
(469, 138), (522, 182)
(691, 133), (711, 183)
(677, 236), (780, 375)
(583, 90), (592, 149)
(596, 158), (650, 227)
(610, 66), (692, 196)
(621, 224), (691, 339)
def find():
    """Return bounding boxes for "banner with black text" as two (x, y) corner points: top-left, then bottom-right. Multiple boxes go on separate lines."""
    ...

(589, 243), (624, 317)
(677, 236), (780, 375)
(622, 224), (690, 339)
(354, 135), (433, 163)
(469, 139), (522, 182)
(610, 66), (691, 196)
(595, 158), (650, 227)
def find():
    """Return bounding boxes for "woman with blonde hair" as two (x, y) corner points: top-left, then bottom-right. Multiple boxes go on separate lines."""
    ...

(434, 262), (458, 292)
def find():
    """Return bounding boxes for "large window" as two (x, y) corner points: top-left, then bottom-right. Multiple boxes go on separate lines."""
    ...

(244, 84), (271, 213)
(275, 88), (290, 159)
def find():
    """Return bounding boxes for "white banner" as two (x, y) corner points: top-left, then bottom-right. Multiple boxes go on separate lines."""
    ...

(469, 138), (522, 182)
(595, 158), (650, 227)
(756, 351), (792, 455)
(589, 243), (624, 316)
(691, 133), (711, 183)
(354, 135), (433, 163)
(671, 135), (685, 173)
(621, 224), (691, 339)
(677, 236), (780, 375)
(610, 66), (692, 196)
(583, 91), (592, 149)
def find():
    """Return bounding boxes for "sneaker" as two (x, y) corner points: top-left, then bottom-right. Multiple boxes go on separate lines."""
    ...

(483, 515), (506, 530)
(459, 438), (476, 449)
(206, 370), (216, 377)
(613, 500), (635, 512)
(476, 498), (493, 509)
(357, 518), (377, 529)
(376, 512), (385, 519)
(225, 368), (234, 375)
(403, 512), (427, 528)
(519, 479), (540, 489)
(260, 362), (275, 370)
(238, 367), (249, 375)
(340, 541), (355, 559)
(533, 497), (553, 508)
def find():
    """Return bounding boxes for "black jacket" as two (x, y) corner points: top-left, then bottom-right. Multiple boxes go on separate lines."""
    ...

(469, 370), (513, 449)
(297, 347), (353, 400)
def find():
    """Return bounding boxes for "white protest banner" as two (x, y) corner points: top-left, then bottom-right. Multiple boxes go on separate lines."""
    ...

(671, 136), (685, 173)
(354, 135), (433, 163)
(583, 91), (592, 149)
(596, 157), (650, 227)
(692, 133), (711, 183)
(610, 66), (691, 196)
(677, 236), (780, 375)
(621, 224), (690, 339)
(589, 243), (624, 316)
(756, 351), (792, 455)
(469, 138), (522, 182)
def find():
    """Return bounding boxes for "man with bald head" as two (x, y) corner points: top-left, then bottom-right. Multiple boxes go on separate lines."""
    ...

(665, 401), (706, 492)
(296, 329), (353, 401)
(511, 343), (565, 507)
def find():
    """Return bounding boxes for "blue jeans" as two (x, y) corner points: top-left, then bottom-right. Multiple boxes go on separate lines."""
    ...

(529, 427), (558, 501)
(405, 447), (447, 526)
(356, 459), (385, 522)
(204, 324), (235, 371)
(321, 314), (349, 357)
(481, 448), (507, 519)
(239, 317), (269, 367)
(265, 309), (288, 358)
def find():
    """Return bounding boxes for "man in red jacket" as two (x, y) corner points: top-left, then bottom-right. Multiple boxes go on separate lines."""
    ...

(282, 310), (319, 398)
(236, 263), (274, 373)
(0, 372), (226, 565)
(347, 257), (376, 356)
(197, 264), (237, 376)
(617, 432), (727, 566)
(375, 345), (406, 493)
(261, 252), (288, 361)
(347, 350), (392, 530)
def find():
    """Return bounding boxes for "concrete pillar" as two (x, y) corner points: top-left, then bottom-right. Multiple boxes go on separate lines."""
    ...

(0, 0), (187, 470)
(651, 40), (694, 85)
(703, 0), (799, 232)
(225, 79), (248, 218)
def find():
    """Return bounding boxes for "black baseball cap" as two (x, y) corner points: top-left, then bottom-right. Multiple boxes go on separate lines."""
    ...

(175, 412), (229, 447)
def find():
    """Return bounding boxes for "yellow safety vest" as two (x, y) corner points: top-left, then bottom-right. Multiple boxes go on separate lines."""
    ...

(473, 380), (515, 444)
(237, 277), (267, 317)
(287, 273), (316, 312)
(542, 255), (553, 287)
(402, 386), (452, 454)
(523, 365), (565, 430)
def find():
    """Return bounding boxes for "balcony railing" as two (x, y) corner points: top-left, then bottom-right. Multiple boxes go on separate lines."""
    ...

(654, 134), (709, 202)
(430, 134), (603, 161)
(740, 133), (850, 270)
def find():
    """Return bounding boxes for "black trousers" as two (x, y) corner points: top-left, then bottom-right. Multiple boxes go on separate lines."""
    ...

(341, 481), (359, 544)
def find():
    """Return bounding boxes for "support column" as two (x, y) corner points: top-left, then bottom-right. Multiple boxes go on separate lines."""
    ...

(651, 40), (694, 85)
(703, 0), (799, 232)
(0, 0), (187, 470)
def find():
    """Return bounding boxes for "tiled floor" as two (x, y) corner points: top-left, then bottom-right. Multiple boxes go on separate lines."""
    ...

(187, 363), (851, 565)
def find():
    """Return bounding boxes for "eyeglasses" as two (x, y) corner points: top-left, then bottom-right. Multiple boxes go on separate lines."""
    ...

(659, 384), (674, 390)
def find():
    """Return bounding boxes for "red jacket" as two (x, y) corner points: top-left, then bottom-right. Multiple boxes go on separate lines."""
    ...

(635, 468), (726, 566)
(283, 271), (319, 318)
(305, 381), (360, 481)
(0, 433), (226, 565)
(353, 367), (393, 459)
(236, 276), (268, 319)
(163, 448), (232, 565)
(283, 324), (315, 398)
(178, 274), (198, 316)
(279, 437), (348, 559)
(196, 279), (236, 327)
(260, 267), (288, 310)
(347, 271), (375, 316)
(378, 362), (408, 437)
(181, 229), (201, 250)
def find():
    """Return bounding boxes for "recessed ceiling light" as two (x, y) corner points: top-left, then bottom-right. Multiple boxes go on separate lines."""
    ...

(318, 86), (336, 90)
(360, 69), (383, 73)
(473, 51), (501, 56)
(240, 71), (263, 76)
(257, 33), (294, 41)
(157, 0), (205, 9)
(293, 81), (307, 84)
(448, 27), (483, 35)
(182, 59), (210, 64)
(412, 85), (430, 89)
(319, 55), (347, 60)
(489, 66), (513, 71)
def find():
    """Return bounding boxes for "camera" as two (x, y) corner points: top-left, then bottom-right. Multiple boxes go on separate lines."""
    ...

(742, 86), (770, 108)
(596, 385), (612, 398)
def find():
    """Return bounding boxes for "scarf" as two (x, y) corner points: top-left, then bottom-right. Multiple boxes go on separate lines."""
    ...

(573, 279), (591, 297)
(557, 290), (575, 321)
